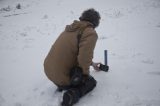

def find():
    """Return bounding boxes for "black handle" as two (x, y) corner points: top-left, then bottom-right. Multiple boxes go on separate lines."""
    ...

(99, 64), (109, 72)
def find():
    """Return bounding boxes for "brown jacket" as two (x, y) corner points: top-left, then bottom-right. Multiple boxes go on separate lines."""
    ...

(44, 20), (98, 86)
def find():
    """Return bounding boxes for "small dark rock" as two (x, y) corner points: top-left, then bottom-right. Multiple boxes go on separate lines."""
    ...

(16, 4), (21, 9)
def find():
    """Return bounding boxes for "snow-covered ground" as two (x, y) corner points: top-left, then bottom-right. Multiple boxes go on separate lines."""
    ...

(0, 0), (160, 106)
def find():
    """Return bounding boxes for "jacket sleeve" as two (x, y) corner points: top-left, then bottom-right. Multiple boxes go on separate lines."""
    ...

(77, 29), (98, 75)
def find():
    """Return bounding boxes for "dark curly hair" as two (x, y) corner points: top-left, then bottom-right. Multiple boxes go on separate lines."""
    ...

(79, 8), (101, 28)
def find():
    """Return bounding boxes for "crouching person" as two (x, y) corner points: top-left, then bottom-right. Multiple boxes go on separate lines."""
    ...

(44, 8), (101, 106)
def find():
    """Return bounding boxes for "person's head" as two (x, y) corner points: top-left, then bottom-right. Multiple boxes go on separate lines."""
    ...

(79, 8), (101, 28)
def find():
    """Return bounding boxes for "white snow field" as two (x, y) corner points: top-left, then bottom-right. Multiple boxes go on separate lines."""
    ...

(0, 0), (160, 106)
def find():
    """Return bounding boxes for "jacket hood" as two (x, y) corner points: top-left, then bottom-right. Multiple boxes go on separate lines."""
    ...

(65, 20), (93, 32)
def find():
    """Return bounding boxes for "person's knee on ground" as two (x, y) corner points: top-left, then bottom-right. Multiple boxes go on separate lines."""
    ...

(70, 66), (83, 87)
(56, 67), (83, 92)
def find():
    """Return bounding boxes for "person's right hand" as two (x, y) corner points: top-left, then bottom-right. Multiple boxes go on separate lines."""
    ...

(91, 62), (101, 71)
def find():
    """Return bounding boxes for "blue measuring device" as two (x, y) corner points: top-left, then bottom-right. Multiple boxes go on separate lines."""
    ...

(99, 50), (109, 72)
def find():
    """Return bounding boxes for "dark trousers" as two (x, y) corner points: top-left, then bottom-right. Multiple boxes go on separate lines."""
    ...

(57, 75), (97, 97)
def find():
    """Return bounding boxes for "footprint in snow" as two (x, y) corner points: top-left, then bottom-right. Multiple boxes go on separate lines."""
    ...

(42, 15), (48, 19)
(40, 91), (45, 96)
(132, 52), (143, 58)
(20, 32), (28, 37)
(33, 87), (39, 92)
(141, 59), (154, 64)
(147, 71), (160, 76)
(156, 24), (160, 28)
(14, 102), (22, 106)
(0, 94), (5, 104)
(103, 9), (124, 19)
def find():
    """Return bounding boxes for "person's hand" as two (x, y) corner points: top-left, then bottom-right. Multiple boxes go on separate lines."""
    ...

(91, 62), (101, 71)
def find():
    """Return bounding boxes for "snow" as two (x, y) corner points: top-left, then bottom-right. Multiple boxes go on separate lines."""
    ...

(0, 0), (160, 106)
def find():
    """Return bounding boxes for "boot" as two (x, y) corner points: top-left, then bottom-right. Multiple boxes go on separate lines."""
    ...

(61, 88), (80, 106)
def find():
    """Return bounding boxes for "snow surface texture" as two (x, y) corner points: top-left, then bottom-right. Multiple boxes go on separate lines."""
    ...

(0, 0), (160, 106)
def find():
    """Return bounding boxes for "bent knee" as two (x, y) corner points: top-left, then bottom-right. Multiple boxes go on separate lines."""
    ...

(87, 76), (97, 88)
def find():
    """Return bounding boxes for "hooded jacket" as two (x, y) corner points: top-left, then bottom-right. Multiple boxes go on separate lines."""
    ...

(44, 20), (98, 86)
